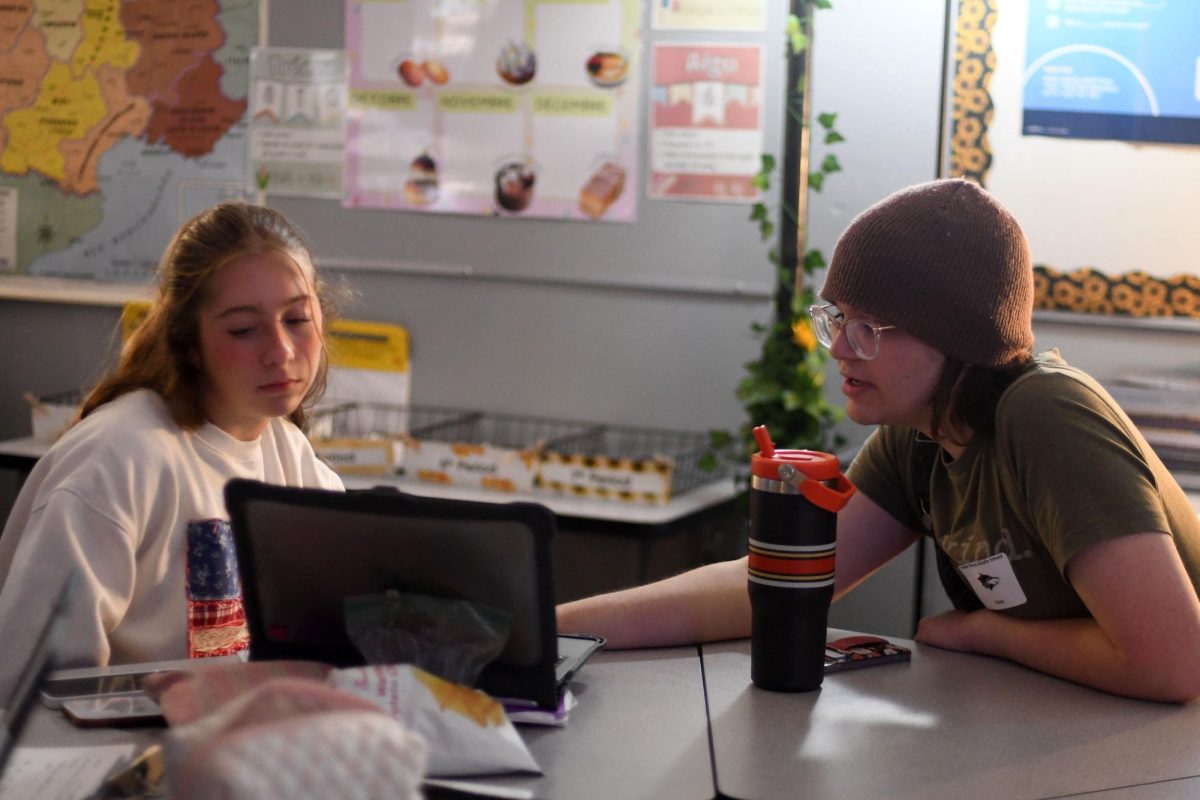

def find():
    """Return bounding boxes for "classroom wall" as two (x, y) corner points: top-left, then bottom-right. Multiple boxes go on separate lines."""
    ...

(0, 0), (951, 443)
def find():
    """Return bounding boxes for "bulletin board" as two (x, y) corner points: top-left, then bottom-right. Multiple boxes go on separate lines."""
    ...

(947, 0), (1200, 320)
(265, 0), (788, 298)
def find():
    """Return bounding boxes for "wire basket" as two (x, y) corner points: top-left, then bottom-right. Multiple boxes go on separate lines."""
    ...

(309, 403), (478, 476)
(311, 402), (478, 442)
(310, 403), (595, 489)
(537, 424), (728, 502)
(310, 403), (729, 500)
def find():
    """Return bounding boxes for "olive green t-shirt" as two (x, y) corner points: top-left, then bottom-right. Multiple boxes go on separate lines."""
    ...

(848, 351), (1200, 619)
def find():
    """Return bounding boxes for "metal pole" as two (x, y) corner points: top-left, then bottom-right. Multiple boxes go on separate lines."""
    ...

(780, 0), (813, 317)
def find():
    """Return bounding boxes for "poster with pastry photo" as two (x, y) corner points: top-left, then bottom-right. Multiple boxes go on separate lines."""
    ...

(343, 0), (641, 223)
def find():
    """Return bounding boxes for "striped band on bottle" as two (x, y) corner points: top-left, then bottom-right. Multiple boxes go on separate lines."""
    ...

(747, 538), (835, 589)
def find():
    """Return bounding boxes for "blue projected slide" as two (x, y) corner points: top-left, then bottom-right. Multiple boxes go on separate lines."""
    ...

(1023, 0), (1200, 144)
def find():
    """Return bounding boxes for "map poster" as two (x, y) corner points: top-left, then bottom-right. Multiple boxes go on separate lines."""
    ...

(648, 43), (764, 202)
(0, 187), (15, 272)
(1023, 0), (1200, 145)
(651, 0), (767, 32)
(0, 1), (258, 282)
(343, 0), (641, 223)
(249, 48), (347, 199)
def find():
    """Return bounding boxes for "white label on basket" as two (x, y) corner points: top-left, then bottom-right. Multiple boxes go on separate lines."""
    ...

(313, 440), (396, 474)
(406, 441), (536, 492)
(537, 460), (671, 501)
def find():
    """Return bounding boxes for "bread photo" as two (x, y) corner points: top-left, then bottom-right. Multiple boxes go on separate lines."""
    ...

(578, 162), (626, 219)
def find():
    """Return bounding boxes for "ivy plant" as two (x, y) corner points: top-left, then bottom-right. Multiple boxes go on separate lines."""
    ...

(702, 0), (844, 474)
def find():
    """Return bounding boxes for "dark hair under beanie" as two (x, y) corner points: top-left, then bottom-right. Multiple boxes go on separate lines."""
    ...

(820, 179), (1034, 368)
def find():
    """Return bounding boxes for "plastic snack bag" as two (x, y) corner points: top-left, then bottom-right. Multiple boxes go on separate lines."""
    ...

(331, 664), (540, 777)
(165, 678), (427, 800)
(343, 590), (511, 686)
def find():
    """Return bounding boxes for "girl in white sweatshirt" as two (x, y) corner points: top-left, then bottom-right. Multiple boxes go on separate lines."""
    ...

(0, 203), (344, 699)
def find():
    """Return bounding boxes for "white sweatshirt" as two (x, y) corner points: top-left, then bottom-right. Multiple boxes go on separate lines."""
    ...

(0, 389), (342, 701)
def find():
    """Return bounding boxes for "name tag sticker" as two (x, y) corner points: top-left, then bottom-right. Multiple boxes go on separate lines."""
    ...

(957, 552), (1027, 610)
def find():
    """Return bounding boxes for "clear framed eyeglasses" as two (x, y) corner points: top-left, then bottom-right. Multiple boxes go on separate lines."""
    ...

(808, 303), (897, 361)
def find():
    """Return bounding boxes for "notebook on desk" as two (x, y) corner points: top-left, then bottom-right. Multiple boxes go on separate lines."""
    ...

(224, 479), (603, 709)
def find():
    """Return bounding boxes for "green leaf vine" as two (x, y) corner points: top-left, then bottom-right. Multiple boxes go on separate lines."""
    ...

(702, 1), (844, 474)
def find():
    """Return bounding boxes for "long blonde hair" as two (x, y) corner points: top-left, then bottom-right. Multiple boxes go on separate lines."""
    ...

(80, 202), (332, 431)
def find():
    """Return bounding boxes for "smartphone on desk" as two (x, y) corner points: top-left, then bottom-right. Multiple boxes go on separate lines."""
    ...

(824, 635), (911, 673)
(39, 656), (205, 709)
(41, 675), (147, 710)
(61, 694), (164, 728)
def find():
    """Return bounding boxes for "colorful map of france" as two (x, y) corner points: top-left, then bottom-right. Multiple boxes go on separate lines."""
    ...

(0, 0), (256, 280)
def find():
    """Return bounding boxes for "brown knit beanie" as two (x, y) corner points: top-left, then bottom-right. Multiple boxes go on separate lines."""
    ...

(820, 179), (1034, 368)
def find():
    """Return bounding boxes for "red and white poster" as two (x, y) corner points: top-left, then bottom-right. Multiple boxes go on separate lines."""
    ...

(649, 43), (763, 202)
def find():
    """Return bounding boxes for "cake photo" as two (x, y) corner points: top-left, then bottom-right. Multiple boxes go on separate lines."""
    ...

(404, 153), (439, 206)
(397, 58), (424, 87)
(494, 161), (536, 212)
(397, 57), (450, 87)
(585, 50), (629, 88)
(423, 58), (450, 85)
(496, 41), (536, 85)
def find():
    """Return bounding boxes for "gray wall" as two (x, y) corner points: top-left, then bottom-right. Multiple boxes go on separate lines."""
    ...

(0, 299), (122, 438)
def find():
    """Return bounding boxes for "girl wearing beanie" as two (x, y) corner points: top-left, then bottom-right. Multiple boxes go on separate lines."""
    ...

(559, 180), (1200, 703)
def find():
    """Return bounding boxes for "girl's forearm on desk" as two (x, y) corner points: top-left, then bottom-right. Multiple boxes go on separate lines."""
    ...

(556, 557), (751, 649)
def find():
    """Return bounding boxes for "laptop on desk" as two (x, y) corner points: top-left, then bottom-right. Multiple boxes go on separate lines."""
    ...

(0, 572), (74, 780)
(224, 479), (603, 710)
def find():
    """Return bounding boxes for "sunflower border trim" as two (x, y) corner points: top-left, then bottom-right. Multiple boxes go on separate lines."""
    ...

(950, 0), (996, 186)
(1036, 266), (1200, 319)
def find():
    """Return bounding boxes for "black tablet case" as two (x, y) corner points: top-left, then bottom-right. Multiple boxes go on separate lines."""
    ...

(224, 479), (565, 708)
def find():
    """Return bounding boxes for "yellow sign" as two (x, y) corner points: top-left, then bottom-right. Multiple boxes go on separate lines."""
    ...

(532, 92), (612, 117)
(651, 0), (766, 32)
(327, 319), (410, 373)
(350, 90), (415, 111)
(121, 300), (152, 341)
(437, 92), (519, 114)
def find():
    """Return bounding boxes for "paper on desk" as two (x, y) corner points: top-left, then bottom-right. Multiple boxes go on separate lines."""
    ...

(502, 689), (577, 727)
(0, 743), (135, 799)
(424, 778), (534, 799)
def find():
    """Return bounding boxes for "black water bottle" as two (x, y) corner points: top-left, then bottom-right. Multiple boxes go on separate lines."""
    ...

(748, 425), (855, 692)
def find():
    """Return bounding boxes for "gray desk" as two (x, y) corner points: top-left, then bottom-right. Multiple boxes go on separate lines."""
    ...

(16, 647), (714, 800)
(490, 647), (714, 798)
(703, 636), (1200, 800)
(16, 636), (1200, 799)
